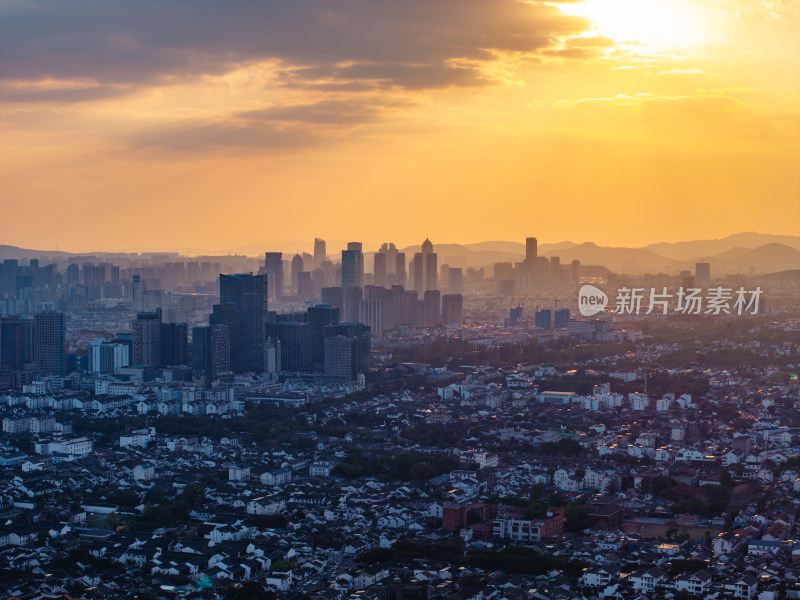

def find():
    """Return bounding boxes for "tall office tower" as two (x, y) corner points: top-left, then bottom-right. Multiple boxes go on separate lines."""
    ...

(0, 260), (18, 297)
(389, 285), (407, 326)
(161, 322), (189, 366)
(447, 267), (464, 294)
(264, 252), (284, 299)
(0, 316), (34, 372)
(395, 252), (406, 287)
(341, 242), (364, 290)
(403, 289), (418, 325)
(411, 238), (438, 294)
(192, 324), (230, 378)
(217, 273), (268, 373)
(359, 294), (386, 336)
(313, 238), (327, 269)
(373, 252), (387, 288)
(265, 320), (312, 372)
(535, 256), (549, 285)
(550, 256), (561, 285)
(695, 262), (711, 284)
(525, 237), (538, 287)
(131, 274), (145, 311)
(66, 263), (80, 286)
(308, 305), (340, 369)
(33, 312), (67, 376)
(570, 260), (581, 284)
(554, 309), (571, 329)
(89, 339), (129, 375)
(324, 322), (371, 380)
(376, 242), (399, 284)
(343, 286), (363, 323)
(297, 271), (314, 300)
(534, 309), (552, 330)
(291, 254), (304, 293)
(440, 264), (450, 289)
(441, 294), (464, 325)
(509, 305), (524, 326)
(320, 260), (335, 288)
(423, 289), (441, 327)
(526, 237), (538, 263)
(321, 286), (344, 310)
(133, 309), (162, 367)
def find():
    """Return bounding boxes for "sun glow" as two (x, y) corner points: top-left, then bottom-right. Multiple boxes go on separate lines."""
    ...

(558, 0), (710, 49)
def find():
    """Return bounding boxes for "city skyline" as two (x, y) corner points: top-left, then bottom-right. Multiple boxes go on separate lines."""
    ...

(1, 0), (798, 252)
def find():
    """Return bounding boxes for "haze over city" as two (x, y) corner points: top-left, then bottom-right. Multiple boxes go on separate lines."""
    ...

(1, 0), (799, 251)
(2, 2), (800, 599)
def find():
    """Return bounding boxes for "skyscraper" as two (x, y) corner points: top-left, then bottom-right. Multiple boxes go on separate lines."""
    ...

(525, 237), (538, 287)
(373, 252), (387, 288)
(412, 238), (437, 294)
(133, 309), (162, 367)
(341, 242), (364, 290)
(313, 238), (327, 269)
(264, 252), (284, 299)
(0, 316), (34, 372)
(192, 324), (230, 378)
(216, 273), (269, 372)
(291, 254), (304, 294)
(307, 305), (340, 369)
(324, 322), (371, 380)
(441, 294), (463, 325)
(161, 322), (189, 366)
(34, 312), (67, 376)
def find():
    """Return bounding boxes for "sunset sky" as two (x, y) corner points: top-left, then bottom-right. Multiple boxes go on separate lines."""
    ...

(1, 0), (798, 253)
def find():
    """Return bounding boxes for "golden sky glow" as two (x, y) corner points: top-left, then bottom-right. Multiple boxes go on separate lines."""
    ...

(0, 0), (798, 253)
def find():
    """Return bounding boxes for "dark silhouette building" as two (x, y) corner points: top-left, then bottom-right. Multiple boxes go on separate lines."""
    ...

(215, 273), (269, 373)
(34, 312), (67, 376)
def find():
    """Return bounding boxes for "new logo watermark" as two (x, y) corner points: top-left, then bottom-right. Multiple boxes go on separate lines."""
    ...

(577, 285), (763, 316)
(578, 284), (608, 316)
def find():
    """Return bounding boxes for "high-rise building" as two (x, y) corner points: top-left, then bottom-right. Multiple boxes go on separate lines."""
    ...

(341, 242), (364, 290)
(321, 286), (344, 310)
(216, 273), (269, 373)
(297, 271), (314, 300)
(411, 238), (437, 294)
(192, 324), (230, 378)
(34, 312), (67, 376)
(291, 254), (304, 294)
(447, 268), (463, 294)
(265, 320), (312, 372)
(307, 305), (340, 369)
(570, 260), (581, 284)
(373, 252), (387, 288)
(324, 322), (370, 380)
(442, 294), (464, 325)
(133, 309), (162, 367)
(395, 252), (406, 287)
(525, 237), (538, 287)
(550, 256), (561, 286)
(695, 262), (711, 284)
(161, 322), (189, 366)
(264, 252), (284, 299)
(509, 305), (524, 326)
(554, 309), (570, 329)
(534, 309), (552, 330)
(313, 238), (327, 269)
(89, 339), (129, 374)
(343, 286), (363, 323)
(0, 316), (34, 372)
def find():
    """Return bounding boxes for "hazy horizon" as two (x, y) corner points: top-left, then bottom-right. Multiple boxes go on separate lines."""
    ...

(1, 0), (798, 252)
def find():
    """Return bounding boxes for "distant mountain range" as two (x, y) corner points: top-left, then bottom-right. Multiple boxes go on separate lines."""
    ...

(1, 232), (798, 275)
